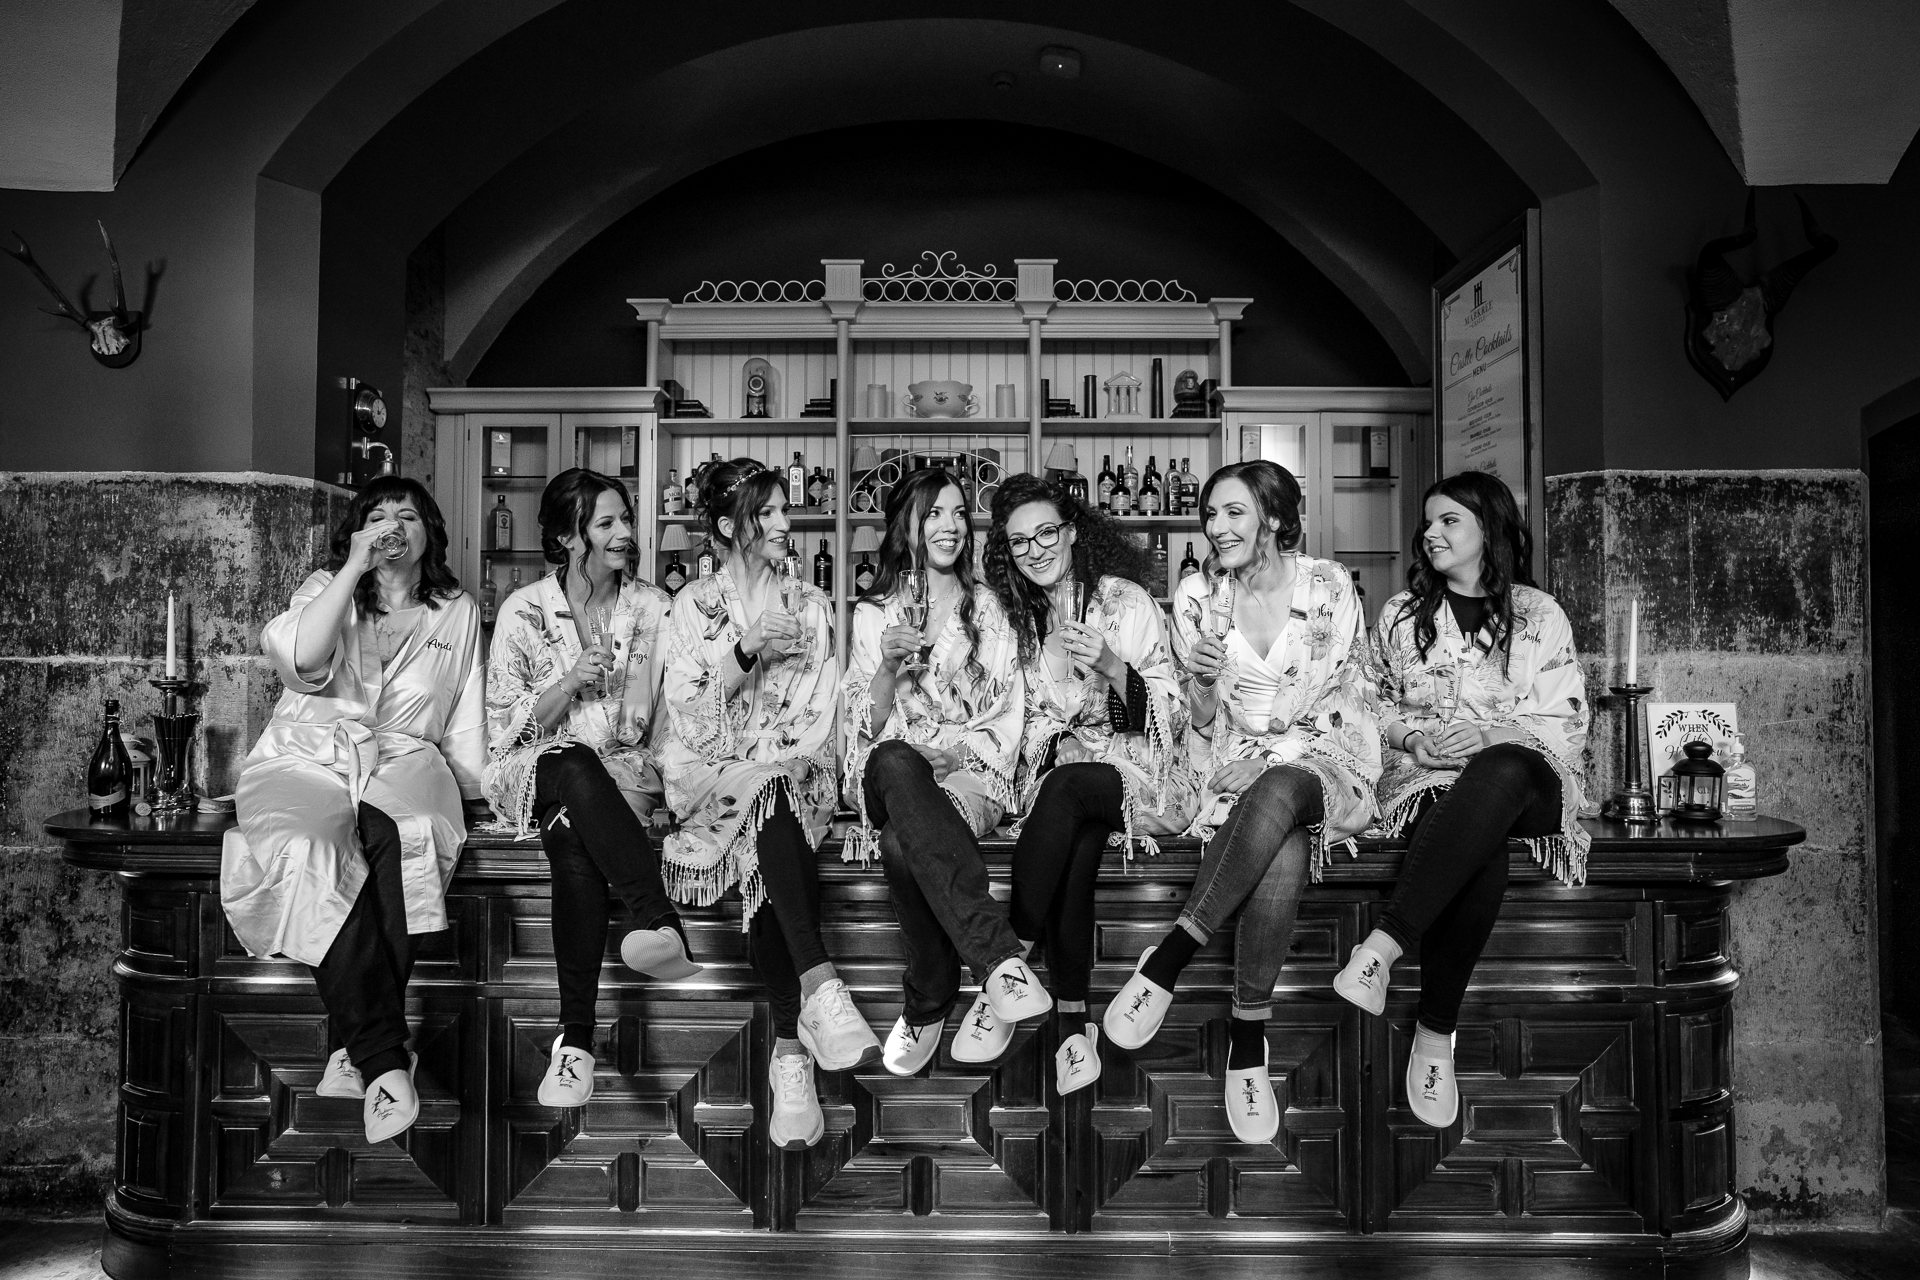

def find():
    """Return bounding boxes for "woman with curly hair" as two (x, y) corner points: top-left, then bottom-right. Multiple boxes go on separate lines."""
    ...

(840, 468), (1043, 1078)
(1332, 471), (1588, 1129)
(657, 458), (879, 1151)
(983, 473), (1197, 1095)
(1103, 461), (1381, 1144)
(482, 469), (699, 1112)
(220, 476), (485, 1145)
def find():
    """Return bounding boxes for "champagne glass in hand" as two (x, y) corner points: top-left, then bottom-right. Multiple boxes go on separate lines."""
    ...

(1068, 579), (1088, 680)
(588, 605), (614, 699)
(1209, 570), (1235, 641)
(900, 569), (930, 674)
(374, 524), (408, 561)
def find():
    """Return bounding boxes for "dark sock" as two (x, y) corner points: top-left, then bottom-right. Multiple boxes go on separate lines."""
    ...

(357, 1047), (410, 1081)
(1140, 925), (1201, 992)
(640, 911), (692, 958)
(561, 1023), (595, 1052)
(1227, 1016), (1268, 1071)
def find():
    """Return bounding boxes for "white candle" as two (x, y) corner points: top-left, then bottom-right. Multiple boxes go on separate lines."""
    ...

(166, 593), (177, 679)
(1625, 598), (1639, 686)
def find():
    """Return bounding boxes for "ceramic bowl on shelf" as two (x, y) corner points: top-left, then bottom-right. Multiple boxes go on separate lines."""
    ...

(905, 380), (978, 418)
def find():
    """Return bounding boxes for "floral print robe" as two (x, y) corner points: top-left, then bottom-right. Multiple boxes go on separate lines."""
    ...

(657, 565), (840, 923)
(1012, 575), (1199, 857)
(1170, 554), (1381, 878)
(481, 571), (671, 834)
(1368, 585), (1591, 884)
(841, 585), (1025, 860)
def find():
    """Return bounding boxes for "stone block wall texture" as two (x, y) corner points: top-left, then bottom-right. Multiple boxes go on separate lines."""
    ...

(1545, 469), (1879, 1225)
(0, 472), (349, 1211)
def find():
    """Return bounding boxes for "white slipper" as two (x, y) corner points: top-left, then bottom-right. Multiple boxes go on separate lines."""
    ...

(363, 1062), (419, 1144)
(537, 1034), (595, 1109)
(1225, 1039), (1279, 1144)
(621, 925), (703, 981)
(1333, 944), (1391, 1016)
(983, 956), (1051, 1024)
(317, 1048), (364, 1099)
(1102, 947), (1172, 1050)
(950, 992), (1013, 1064)
(1407, 1031), (1460, 1128)
(882, 1015), (941, 1076)
(1055, 1024), (1102, 1095)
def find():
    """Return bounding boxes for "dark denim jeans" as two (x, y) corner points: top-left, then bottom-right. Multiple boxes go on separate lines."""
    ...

(308, 802), (418, 1081)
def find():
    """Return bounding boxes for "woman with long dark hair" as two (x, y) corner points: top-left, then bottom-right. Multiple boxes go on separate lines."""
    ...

(1333, 471), (1589, 1129)
(657, 458), (878, 1150)
(221, 476), (485, 1145)
(842, 468), (1041, 1078)
(983, 473), (1197, 1094)
(1103, 461), (1380, 1144)
(483, 468), (699, 1111)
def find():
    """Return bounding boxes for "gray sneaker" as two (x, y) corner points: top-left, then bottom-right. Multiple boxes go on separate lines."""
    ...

(797, 978), (882, 1071)
(768, 1050), (825, 1150)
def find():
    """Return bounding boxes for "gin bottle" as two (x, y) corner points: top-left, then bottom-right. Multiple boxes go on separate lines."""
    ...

(1723, 733), (1756, 820)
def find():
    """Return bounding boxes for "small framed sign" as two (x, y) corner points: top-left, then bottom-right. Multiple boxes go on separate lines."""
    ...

(1644, 702), (1740, 812)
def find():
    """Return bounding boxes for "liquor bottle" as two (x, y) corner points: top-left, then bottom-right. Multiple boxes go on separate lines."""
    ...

(488, 429), (512, 477)
(807, 466), (830, 511)
(1140, 456), (1162, 516)
(824, 468), (838, 515)
(784, 536), (804, 584)
(813, 538), (833, 591)
(490, 494), (513, 551)
(480, 556), (498, 625)
(788, 452), (807, 508)
(1096, 454), (1116, 513)
(1110, 467), (1134, 517)
(1151, 533), (1169, 593)
(696, 536), (716, 579)
(1122, 445), (1139, 494)
(661, 468), (683, 516)
(1179, 540), (1201, 581)
(87, 698), (132, 817)
(620, 426), (638, 478)
(509, 566), (523, 592)
(1723, 733), (1757, 820)
(662, 549), (688, 596)
(1179, 457), (1198, 515)
(854, 547), (876, 593)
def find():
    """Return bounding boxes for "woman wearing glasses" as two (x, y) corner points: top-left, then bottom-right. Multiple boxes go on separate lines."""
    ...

(658, 458), (880, 1151)
(483, 469), (697, 1112)
(841, 468), (1043, 1078)
(1332, 471), (1588, 1129)
(1105, 461), (1380, 1144)
(983, 474), (1197, 1095)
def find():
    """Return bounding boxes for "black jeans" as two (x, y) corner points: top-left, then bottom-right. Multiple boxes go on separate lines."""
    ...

(863, 740), (1024, 1026)
(308, 802), (418, 1081)
(1378, 743), (1563, 1034)
(533, 744), (681, 1036)
(748, 789), (831, 1039)
(1180, 766), (1324, 1015)
(1009, 762), (1126, 1003)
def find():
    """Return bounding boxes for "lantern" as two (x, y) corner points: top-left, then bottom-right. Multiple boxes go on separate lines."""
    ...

(1670, 740), (1725, 822)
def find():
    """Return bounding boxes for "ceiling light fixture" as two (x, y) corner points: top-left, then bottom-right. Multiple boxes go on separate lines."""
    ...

(1038, 46), (1082, 79)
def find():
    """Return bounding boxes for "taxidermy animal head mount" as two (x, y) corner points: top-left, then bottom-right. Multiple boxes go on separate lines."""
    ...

(1685, 193), (1836, 401)
(6, 221), (144, 368)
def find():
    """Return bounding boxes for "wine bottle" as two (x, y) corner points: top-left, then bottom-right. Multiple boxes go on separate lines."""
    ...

(480, 556), (498, 625)
(1141, 456), (1162, 516)
(663, 551), (688, 595)
(490, 494), (513, 551)
(87, 699), (132, 817)
(1096, 454), (1115, 513)
(788, 452), (807, 508)
(813, 538), (833, 591)
(1110, 469), (1134, 517)
(1179, 540), (1201, 581)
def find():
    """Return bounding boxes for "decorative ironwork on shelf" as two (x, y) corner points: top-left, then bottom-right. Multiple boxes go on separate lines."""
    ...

(863, 251), (1017, 303)
(682, 277), (827, 304)
(1054, 277), (1197, 303)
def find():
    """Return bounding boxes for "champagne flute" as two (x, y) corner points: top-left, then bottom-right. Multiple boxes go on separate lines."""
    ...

(900, 569), (930, 674)
(1208, 570), (1235, 641)
(1068, 579), (1088, 681)
(778, 555), (807, 657)
(589, 604), (613, 699)
(374, 524), (408, 561)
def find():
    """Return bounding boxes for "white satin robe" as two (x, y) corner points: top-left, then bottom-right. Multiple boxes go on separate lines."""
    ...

(220, 571), (487, 966)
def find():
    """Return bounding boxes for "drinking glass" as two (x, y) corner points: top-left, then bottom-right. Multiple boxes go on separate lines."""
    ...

(589, 605), (614, 699)
(900, 569), (930, 674)
(778, 557), (808, 657)
(1208, 571), (1235, 641)
(374, 525), (408, 560)
(1068, 579), (1088, 681)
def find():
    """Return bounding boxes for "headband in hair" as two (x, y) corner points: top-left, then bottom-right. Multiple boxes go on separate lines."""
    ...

(721, 460), (767, 498)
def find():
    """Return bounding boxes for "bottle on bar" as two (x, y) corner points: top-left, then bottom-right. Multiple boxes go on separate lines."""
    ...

(1096, 455), (1116, 512)
(824, 468), (837, 515)
(662, 468), (683, 516)
(87, 698), (132, 817)
(1151, 533), (1169, 592)
(480, 557), (498, 625)
(1179, 540), (1201, 581)
(854, 545), (876, 593)
(1140, 456), (1162, 515)
(788, 452), (807, 508)
(663, 548), (688, 596)
(696, 535), (716, 579)
(490, 494), (513, 551)
(1179, 457), (1198, 514)
(807, 466), (829, 511)
(509, 566), (523, 592)
(813, 538), (833, 591)
(1110, 466), (1134, 516)
(1122, 445), (1139, 494)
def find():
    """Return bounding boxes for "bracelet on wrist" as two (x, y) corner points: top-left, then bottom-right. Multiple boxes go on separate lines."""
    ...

(734, 640), (758, 672)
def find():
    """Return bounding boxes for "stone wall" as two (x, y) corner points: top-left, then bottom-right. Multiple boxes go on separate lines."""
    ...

(0, 472), (348, 1211)
(1545, 470), (1880, 1225)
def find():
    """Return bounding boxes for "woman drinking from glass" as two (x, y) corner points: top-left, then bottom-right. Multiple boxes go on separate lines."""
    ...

(984, 474), (1198, 1095)
(484, 468), (700, 1111)
(1104, 461), (1380, 1144)
(658, 458), (879, 1150)
(840, 468), (1043, 1078)
(1332, 471), (1589, 1128)
(220, 477), (485, 1145)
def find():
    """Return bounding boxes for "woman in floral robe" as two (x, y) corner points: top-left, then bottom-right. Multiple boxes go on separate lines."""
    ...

(1105, 461), (1381, 1147)
(1333, 471), (1590, 1131)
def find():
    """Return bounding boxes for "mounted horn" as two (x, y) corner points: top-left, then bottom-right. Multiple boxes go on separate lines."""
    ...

(1759, 195), (1838, 315)
(1684, 193), (1839, 401)
(3, 224), (146, 367)
(5, 232), (90, 328)
(1690, 192), (1758, 314)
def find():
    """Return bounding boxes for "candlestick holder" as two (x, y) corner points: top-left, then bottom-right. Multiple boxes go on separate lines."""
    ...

(149, 677), (199, 814)
(1607, 684), (1657, 824)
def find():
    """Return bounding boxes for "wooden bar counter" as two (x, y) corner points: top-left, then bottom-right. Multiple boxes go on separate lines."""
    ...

(50, 809), (1801, 1279)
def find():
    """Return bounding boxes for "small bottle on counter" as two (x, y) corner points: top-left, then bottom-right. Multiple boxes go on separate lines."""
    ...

(1723, 733), (1756, 820)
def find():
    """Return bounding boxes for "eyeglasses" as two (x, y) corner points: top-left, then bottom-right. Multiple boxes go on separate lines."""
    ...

(1006, 522), (1067, 557)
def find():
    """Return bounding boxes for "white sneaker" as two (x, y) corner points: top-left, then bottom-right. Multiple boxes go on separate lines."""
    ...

(1102, 947), (1172, 1050)
(769, 1050), (825, 1150)
(537, 1035), (595, 1109)
(317, 1048), (364, 1099)
(1407, 1032), (1460, 1128)
(1333, 944), (1391, 1016)
(950, 992), (1013, 1064)
(797, 979), (882, 1071)
(1225, 1038), (1279, 1144)
(363, 1064), (419, 1144)
(621, 925), (703, 981)
(983, 956), (1051, 1024)
(1055, 1023), (1102, 1095)
(882, 1016), (941, 1076)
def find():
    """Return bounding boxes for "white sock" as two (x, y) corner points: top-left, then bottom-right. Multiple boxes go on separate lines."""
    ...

(1362, 928), (1404, 968)
(1056, 998), (1088, 1014)
(1413, 1022), (1452, 1061)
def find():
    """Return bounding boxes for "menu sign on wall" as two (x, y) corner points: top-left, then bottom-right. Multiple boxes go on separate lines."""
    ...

(1437, 245), (1528, 510)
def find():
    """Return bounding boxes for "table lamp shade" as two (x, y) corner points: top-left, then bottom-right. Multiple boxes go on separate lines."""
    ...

(1044, 443), (1079, 472)
(852, 446), (881, 472)
(658, 524), (692, 553)
(850, 525), (882, 554)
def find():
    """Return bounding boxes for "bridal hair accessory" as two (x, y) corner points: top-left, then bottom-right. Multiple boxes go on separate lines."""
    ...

(721, 460), (767, 498)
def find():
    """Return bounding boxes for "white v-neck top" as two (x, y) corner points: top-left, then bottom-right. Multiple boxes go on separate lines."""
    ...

(1226, 620), (1292, 729)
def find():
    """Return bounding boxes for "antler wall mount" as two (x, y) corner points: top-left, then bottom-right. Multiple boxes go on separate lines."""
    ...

(6, 222), (145, 368)
(1685, 193), (1837, 401)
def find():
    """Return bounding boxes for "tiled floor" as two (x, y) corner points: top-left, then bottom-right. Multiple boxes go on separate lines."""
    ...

(6, 1015), (1920, 1279)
